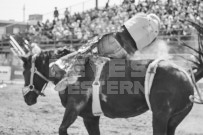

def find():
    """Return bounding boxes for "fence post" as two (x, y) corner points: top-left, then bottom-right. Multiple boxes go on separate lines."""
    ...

(178, 30), (180, 45)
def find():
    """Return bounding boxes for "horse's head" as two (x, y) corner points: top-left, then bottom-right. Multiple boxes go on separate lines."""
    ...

(9, 35), (75, 105)
(21, 53), (50, 105)
(9, 35), (49, 105)
(21, 48), (73, 106)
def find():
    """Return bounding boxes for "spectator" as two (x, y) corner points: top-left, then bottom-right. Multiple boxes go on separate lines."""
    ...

(64, 8), (70, 23)
(28, 25), (36, 36)
(54, 7), (59, 20)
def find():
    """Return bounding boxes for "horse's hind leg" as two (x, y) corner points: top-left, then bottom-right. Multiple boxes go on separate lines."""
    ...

(83, 116), (100, 135)
(152, 112), (169, 135)
(167, 104), (193, 135)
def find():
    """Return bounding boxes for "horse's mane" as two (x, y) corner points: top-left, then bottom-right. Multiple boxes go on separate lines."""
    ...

(39, 47), (73, 59)
(33, 47), (74, 69)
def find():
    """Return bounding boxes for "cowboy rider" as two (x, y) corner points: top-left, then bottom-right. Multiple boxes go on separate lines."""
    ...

(50, 12), (161, 73)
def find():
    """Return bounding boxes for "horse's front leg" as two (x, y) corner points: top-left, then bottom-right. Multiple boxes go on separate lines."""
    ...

(59, 97), (87, 135)
(59, 106), (77, 135)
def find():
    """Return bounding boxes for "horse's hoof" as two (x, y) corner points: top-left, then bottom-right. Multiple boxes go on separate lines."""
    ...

(59, 132), (68, 135)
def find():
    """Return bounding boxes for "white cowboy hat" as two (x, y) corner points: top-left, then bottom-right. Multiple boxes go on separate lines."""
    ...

(124, 13), (161, 50)
(147, 13), (161, 38)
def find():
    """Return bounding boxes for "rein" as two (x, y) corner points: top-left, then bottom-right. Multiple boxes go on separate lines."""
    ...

(22, 55), (50, 97)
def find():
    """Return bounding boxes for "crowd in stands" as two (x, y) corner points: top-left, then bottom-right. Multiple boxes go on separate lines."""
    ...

(28, 0), (203, 43)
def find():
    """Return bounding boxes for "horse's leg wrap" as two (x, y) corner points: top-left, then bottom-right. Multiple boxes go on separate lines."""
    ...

(91, 56), (110, 116)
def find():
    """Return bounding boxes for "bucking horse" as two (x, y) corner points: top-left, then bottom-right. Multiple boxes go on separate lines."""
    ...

(9, 21), (203, 135)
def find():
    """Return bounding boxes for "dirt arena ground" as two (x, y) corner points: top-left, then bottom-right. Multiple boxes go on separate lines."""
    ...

(0, 83), (203, 135)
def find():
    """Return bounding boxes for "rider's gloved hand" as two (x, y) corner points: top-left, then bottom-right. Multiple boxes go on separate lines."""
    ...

(30, 43), (41, 55)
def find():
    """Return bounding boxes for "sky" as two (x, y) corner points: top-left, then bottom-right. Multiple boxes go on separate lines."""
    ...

(0, 0), (123, 22)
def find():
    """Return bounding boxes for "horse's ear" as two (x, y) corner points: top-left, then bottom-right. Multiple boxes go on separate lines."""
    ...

(55, 47), (74, 58)
(20, 56), (28, 63)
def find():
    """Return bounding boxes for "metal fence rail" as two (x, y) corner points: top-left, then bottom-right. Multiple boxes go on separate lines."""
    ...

(0, 34), (199, 53)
